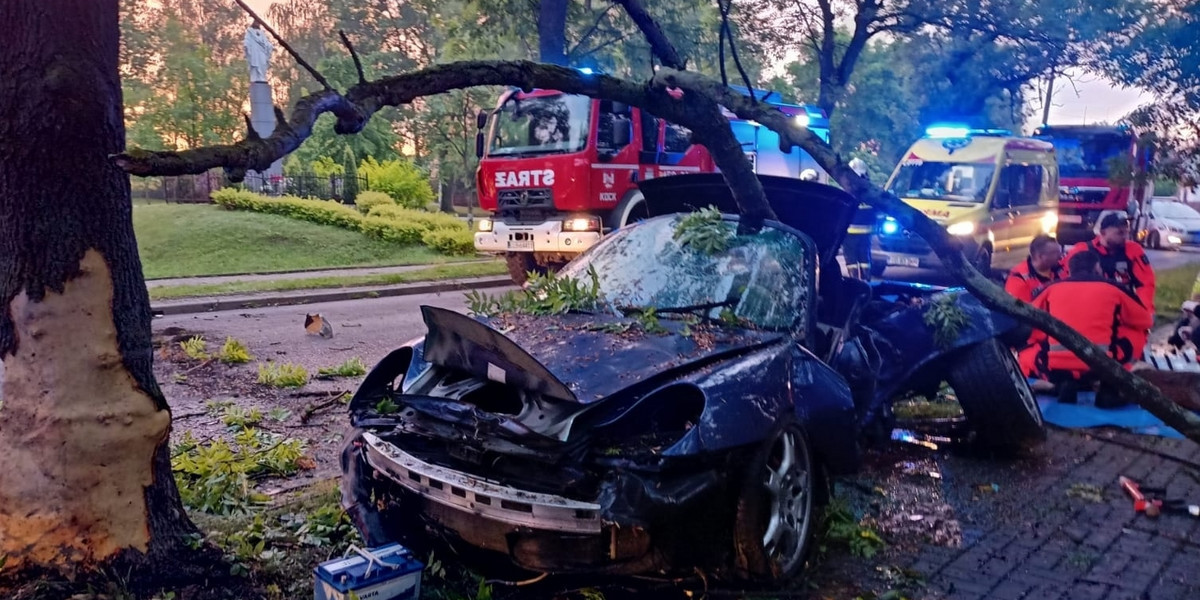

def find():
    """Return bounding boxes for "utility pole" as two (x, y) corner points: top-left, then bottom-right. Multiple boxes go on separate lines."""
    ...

(1041, 71), (1055, 125)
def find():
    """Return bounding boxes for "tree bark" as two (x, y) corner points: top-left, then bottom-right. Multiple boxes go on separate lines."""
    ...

(0, 0), (204, 583)
(539, 0), (570, 66)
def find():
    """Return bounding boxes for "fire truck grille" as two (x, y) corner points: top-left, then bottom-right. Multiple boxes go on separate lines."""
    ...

(1061, 190), (1109, 205)
(498, 188), (553, 210)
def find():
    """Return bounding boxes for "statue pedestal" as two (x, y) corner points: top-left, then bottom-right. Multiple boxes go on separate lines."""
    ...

(247, 81), (283, 192)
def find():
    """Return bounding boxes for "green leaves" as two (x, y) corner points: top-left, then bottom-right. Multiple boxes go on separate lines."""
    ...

(672, 207), (733, 255)
(922, 292), (970, 349)
(317, 357), (368, 378)
(359, 157), (435, 209)
(171, 429), (307, 515)
(467, 267), (604, 318)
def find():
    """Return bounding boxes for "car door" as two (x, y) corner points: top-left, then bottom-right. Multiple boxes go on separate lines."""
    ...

(994, 162), (1044, 254)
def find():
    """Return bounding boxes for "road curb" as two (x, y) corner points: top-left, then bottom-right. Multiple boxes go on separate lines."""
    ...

(151, 276), (512, 316)
(144, 258), (496, 285)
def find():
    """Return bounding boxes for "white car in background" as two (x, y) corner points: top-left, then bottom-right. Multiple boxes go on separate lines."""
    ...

(1140, 199), (1200, 249)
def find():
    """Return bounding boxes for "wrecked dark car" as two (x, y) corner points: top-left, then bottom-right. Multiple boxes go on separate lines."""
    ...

(340, 174), (1044, 583)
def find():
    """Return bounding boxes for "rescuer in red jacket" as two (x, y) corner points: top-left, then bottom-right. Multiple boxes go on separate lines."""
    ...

(1020, 250), (1153, 406)
(1062, 212), (1157, 314)
(1005, 234), (1064, 304)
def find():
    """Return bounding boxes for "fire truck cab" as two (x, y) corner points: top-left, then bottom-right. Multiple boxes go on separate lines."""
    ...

(472, 80), (830, 283)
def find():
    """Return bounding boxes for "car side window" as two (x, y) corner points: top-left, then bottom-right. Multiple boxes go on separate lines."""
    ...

(663, 122), (692, 153)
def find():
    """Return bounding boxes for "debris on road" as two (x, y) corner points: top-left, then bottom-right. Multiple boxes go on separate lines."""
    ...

(306, 313), (334, 338)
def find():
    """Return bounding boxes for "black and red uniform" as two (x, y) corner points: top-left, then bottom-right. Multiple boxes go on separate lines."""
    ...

(1019, 273), (1153, 378)
(1062, 237), (1157, 314)
(1005, 257), (1062, 304)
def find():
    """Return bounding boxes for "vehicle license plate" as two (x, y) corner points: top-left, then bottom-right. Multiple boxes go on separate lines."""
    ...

(507, 239), (534, 251)
(887, 256), (920, 267)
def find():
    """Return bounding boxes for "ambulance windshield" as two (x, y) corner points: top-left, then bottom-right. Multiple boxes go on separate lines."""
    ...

(487, 93), (592, 157)
(887, 161), (996, 203)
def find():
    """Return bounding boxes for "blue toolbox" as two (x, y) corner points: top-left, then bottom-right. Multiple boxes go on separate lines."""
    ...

(314, 543), (423, 600)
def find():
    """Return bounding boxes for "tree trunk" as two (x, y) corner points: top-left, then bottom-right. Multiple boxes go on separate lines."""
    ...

(539, 0), (570, 65)
(0, 0), (202, 583)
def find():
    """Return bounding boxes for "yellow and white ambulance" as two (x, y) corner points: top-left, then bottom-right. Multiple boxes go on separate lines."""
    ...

(872, 126), (1060, 276)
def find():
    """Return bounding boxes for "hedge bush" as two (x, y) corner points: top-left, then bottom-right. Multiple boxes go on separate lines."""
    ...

(359, 216), (427, 245)
(422, 229), (476, 256)
(354, 191), (395, 215)
(367, 205), (466, 232)
(359, 157), (435, 209)
(212, 188), (474, 256)
(211, 189), (362, 230)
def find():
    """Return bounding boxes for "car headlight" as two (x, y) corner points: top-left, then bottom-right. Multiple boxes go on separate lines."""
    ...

(946, 221), (976, 236)
(477, 218), (493, 232)
(1169, 235), (1183, 245)
(564, 216), (601, 232)
(1041, 212), (1058, 234)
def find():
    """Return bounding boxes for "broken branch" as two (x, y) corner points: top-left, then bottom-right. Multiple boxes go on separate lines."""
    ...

(232, 0), (335, 92)
(339, 29), (367, 84)
(612, 0), (687, 70)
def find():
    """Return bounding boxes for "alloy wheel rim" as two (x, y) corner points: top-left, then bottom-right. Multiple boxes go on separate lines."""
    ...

(761, 428), (812, 575)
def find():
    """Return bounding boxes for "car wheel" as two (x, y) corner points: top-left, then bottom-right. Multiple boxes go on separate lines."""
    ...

(870, 261), (887, 278)
(606, 190), (648, 230)
(504, 252), (545, 286)
(733, 422), (820, 582)
(972, 246), (993, 277)
(946, 338), (1045, 453)
(1148, 231), (1161, 250)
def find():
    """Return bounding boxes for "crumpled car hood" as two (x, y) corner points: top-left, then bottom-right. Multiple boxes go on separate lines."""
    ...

(420, 306), (783, 403)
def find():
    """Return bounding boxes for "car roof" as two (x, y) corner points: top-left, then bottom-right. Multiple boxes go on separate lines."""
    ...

(637, 173), (857, 268)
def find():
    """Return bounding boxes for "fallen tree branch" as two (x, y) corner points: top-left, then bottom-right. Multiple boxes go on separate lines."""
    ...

(115, 59), (1200, 443)
(112, 60), (775, 222)
(301, 391), (349, 424)
(338, 30), (366, 85)
(612, 0), (686, 70)
(668, 71), (1200, 442)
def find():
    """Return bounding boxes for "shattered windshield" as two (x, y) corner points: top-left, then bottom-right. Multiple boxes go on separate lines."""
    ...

(487, 93), (591, 157)
(887, 161), (996, 202)
(559, 214), (812, 331)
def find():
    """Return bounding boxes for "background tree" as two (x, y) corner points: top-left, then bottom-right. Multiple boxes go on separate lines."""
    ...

(0, 0), (206, 583)
(342, 145), (360, 203)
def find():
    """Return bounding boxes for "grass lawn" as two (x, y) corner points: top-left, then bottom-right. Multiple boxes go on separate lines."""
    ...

(148, 261), (506, 300)
(135, 203), (463, 279)
(1155, 263), (1200, 320)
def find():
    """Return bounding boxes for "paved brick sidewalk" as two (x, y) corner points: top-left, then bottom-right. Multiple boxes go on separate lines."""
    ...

(901, 429), (1200, 600)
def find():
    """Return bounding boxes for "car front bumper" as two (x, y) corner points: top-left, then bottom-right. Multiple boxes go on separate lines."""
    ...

(347, 431), (741, 575)
(474, 220), (601, 254)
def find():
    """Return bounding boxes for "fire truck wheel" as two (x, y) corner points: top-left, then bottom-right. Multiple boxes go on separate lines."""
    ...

(606, 191), (649, 230)
(947, 338), (1045, 455)
(504, 252), (545, 286)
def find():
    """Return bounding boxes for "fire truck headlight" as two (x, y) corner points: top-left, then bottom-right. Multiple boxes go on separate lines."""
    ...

(1041, 212), (1058, 234)
(477, 218), (493, 232)
(947, 221), (976, 236)
(565, 217), (601, 232)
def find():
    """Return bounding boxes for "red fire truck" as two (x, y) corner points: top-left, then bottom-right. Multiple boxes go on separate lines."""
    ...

(1033, 124), (1151, 245)
(471, 80), (831, 283)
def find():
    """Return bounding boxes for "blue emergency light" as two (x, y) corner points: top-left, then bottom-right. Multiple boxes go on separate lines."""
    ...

(880, 217), (900, 235)
(925, 124), (972, 139)
(577, 67), (595, 75)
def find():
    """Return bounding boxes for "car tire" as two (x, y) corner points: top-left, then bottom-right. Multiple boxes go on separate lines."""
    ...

(1149, 231), (1161, 250)
(870, 261), (887, 278)
(972, 246), (993, 277)
(504, 252), (544, 286)
(733, 421), (822, 583)
(947, 338), (1046, 453)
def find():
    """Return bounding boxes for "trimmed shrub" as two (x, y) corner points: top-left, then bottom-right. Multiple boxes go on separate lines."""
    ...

(211, 189), (363, 230)
(342, 147), (360, 204)
(367, 205), (466, 232)
(422, 229), (477, 256)
(359, 157), (435, 209)
(354, 191), (395, 215)
(359, 216), (426, 245)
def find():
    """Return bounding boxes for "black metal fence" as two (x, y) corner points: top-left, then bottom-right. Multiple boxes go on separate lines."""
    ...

(130, 170), (369, 204)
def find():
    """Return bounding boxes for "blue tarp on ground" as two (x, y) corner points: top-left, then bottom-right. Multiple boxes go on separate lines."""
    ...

(1032, 379), (1185, 438)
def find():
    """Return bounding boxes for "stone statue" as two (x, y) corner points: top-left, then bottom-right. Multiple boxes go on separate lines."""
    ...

(243, 22), (273, 83)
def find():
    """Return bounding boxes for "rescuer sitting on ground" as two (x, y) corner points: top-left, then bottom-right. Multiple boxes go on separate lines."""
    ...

(1005, 234), (1064, 304)
(1062, 212), (1157, 315)
(1019, 251), (1154, 407)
